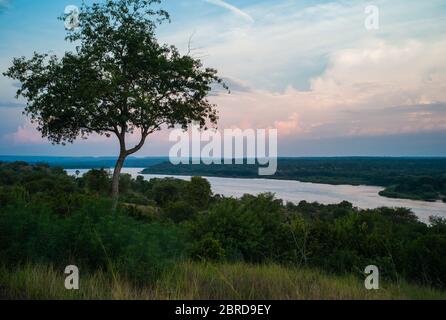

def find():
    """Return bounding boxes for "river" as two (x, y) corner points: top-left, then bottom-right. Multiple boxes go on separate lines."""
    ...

(66, 168), (446, 222)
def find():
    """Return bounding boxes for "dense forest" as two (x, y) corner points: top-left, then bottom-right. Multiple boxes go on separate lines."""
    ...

(1, 162), (445, 299)
(142, 158), (446, 202)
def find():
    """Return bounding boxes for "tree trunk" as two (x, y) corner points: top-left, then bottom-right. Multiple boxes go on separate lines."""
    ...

(111, 152), (127, 210)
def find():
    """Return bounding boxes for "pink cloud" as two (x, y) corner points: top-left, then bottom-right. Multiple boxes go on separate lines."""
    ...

(7, 123), (46, 145)
(274, 113), (302, 135)
(206, 39), (446, 140)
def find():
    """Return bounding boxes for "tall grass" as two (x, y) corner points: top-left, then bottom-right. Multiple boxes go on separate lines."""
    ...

(1, 262), (444, 300)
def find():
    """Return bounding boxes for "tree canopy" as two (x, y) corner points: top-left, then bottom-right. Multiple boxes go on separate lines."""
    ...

(4, 0), (226, 198)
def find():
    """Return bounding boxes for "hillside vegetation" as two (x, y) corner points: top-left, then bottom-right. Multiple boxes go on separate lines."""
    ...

(1, 162), (445, 299)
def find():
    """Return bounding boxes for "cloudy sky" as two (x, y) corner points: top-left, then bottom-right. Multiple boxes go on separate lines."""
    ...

(1, 0), (446, 156)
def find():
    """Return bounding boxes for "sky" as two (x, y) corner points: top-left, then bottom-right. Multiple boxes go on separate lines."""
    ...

(1, 0), (446, 156)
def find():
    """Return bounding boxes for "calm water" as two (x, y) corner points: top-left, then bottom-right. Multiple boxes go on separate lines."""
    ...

(67, 168), (446, 223)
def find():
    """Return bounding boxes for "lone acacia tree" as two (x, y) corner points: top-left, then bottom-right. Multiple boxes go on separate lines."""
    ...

(4, 0), (224, 202)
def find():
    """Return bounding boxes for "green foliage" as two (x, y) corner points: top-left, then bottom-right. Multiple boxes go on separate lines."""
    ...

(405, 233), (446, 288)
(0, 198), (185, 283)
(164, 200), (196, 223)
(0, 162), (186, 283)
(150, 178), (189, 206)
(185, 194), (446, 289)
(1, 162), (446, 290)
(188, 194), (287, 262)
(119, 174), (133, 195)
(186, 176), (212, 210)
(190, 236), (226, 262)
(84, 169), (111, 194)
(3, 0), (224, 146)
(3, 0), (227, 200)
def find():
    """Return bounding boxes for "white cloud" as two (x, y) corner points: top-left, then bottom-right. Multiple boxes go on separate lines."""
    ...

(204, 0), (254, 23)
(310, 39), (446, 108)
(208, 38), (446, 140)
(162, 0), (446, 93)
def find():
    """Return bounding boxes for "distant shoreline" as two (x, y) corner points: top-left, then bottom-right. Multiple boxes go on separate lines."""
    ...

(141, 158), (446, 203)
(2, 156), (446, 203)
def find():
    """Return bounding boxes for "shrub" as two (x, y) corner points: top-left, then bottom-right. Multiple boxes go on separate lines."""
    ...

(188, 194), (287, 262)
(186, 177), (212, 210)
(164, 201), (196, 223)
(405, 234), (446, 288)
(0, 198), (186, 283)
(83, 169), (110, 194)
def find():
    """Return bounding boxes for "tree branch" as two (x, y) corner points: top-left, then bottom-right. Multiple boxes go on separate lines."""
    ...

(126, 128), (149, 155)
(82, 125), (117, 134)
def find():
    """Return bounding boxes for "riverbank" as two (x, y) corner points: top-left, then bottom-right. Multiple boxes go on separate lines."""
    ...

(141, 158), (446, 203)
(2, 156), (445, 202)
(67, 168), (446, 222)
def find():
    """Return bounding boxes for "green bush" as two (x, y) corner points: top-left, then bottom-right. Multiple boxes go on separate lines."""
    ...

(83, 169), (110, 195)
(405, 234), (446, 287)
(164, 200), (196, 223)
(186, 177), (212, 210)
(0, 198), (186, 283)
(188, 194), (287, 262)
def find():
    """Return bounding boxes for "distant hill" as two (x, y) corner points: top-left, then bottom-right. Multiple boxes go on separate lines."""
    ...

(0, 156), (167, 169)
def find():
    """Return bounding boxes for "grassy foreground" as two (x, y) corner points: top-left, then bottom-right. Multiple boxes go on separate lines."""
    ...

(1, 262), (445, 300)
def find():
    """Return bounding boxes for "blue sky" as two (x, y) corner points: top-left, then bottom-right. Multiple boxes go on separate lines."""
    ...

(1, 0), (446, 156)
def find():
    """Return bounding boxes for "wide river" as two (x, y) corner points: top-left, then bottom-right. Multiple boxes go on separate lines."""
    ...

(67, 168), (446, 223)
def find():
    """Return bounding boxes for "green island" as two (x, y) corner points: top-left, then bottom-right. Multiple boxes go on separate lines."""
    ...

(1, 162), (445, 299)
(141, 158), (446, 202)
